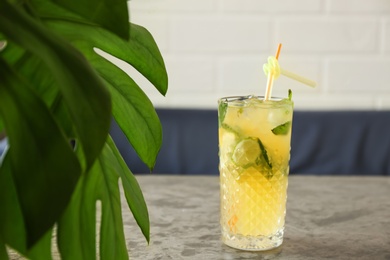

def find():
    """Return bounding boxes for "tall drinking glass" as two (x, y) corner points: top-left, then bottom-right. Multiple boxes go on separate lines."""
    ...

(218, 95), (293, 251)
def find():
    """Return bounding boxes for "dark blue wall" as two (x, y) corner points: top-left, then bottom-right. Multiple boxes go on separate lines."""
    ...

(111, 109), (390, 176)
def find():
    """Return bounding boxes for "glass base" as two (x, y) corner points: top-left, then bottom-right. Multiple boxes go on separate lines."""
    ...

(221, 229), (284, 251)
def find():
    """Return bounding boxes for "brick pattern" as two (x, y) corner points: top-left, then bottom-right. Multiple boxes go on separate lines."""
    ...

(123, 0), (390, 110)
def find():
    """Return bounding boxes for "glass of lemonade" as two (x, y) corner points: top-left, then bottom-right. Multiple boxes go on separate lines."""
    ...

(218, 94), (293, 251)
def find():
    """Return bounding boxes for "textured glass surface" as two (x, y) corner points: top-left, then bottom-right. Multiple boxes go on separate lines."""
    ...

(220, 166), (288, 250)
(218, 96), (292, 251)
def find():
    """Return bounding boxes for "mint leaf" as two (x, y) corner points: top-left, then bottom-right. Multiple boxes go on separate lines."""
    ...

(272, 121), (291, 135)
(257, 138), (272, 169)
(218, 101), (228, 125)
(288, 89), (292, 101)
(221, 123), (240, 136)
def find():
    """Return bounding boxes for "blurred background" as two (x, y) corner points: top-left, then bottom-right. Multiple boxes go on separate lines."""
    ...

(105, 0), (390, 175)
(1, 1), (389, 173)
(119, 0), (390, 110)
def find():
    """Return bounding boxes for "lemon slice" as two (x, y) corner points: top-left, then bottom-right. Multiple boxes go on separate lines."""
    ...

(232, 138), (260, 168)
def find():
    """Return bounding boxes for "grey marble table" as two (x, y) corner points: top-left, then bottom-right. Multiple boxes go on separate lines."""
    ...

(123, 175), (390, 260)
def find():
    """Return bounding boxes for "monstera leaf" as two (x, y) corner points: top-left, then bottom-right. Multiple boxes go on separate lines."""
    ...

(0, 0), (167, 259)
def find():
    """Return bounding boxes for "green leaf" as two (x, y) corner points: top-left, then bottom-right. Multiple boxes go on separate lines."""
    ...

(0, 58), (81, 247)
(257, 138), (272, 169)
(57, 166), (96, 260)
(1, 43), (58, 109)
(0, 118), (4, 136)
(221, 123), (240, 136)
(50, 95), (77, 139)
(0, 234), (8, 260)
(52, 0), (129, 40)
(106, 137), (149, 243)
(0, 40), (24, 64)
(255, 138), (273, 179)
(25, 1), (167, 168)
(26, 229), (52, 260)
(58, 138), (147, 259)
(288, 89), (293, 101)
(32, 2), (168, 96)
(271, 121), (291, 135)
(1, 1), (159, 258)
(97, 140), (131, 260)
(0, 43), (77, 138)
(218, 101), (228, 125)
(75, 42), (162, 169)
(0, 1), (112, 170)
(0, 153), (26, 255)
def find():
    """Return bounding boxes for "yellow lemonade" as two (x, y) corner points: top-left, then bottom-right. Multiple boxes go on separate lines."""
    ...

(218, 95), (293, 251)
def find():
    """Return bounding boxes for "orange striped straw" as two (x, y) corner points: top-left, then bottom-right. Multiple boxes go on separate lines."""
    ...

(275, 43), (282, 60)
(264, 43), (282, 100)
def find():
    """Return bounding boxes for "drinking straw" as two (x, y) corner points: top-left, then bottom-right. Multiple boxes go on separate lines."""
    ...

(275, 43), (282, 60)
(263, 43), (317, 96)
(280, 68), (317, 88)
(264, 44), (282, 101)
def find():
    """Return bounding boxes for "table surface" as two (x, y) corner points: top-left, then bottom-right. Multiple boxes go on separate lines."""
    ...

(123, 175), (390, 260)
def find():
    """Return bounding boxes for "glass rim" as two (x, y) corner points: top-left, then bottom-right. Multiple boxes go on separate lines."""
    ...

(219, 95), (293, 104)
(218, 95), (293, 109)
(218, 95), (286, 102)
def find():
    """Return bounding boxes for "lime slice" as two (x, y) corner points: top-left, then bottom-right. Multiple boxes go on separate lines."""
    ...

(219, 128), (238, 161)
(232, 138), (260, 168)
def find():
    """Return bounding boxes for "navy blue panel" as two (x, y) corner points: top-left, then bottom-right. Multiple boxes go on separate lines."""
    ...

(110, 109), (220, 175)
(111, 109), (390, 175)
(290, 111), (390, 175)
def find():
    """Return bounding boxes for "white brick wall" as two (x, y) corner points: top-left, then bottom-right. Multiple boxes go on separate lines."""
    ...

(123, 0), (390, 110)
